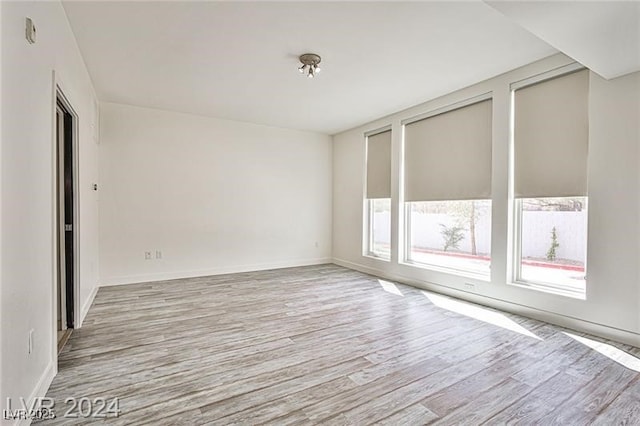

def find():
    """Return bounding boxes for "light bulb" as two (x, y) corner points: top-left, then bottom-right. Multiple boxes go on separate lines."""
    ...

(307, 71), (314, 78)
(314, 65), (321, 73)
(298, 64), (306, 73)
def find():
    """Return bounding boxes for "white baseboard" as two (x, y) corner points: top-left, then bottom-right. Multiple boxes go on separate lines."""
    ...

(16, 361), (56, 426)
(99, 257), (333, 286)
(332, 257), (640, 348)
(78, 285), (98, 328)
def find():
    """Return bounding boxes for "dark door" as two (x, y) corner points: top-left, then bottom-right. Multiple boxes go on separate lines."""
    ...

(57, 99), (75, 329)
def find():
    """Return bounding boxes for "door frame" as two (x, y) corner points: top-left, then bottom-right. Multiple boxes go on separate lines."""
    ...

(55, 104), (67, 334)
(51, 74), (81, 363)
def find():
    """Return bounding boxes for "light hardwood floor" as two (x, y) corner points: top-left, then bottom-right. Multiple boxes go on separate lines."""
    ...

(42, 264), (640, 424)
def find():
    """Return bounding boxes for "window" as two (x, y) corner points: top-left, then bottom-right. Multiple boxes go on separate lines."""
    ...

(516, 197), (587, 292)
(407, 200), (491, 275)
(367, 198), (391, 259)
(403, 98), (492, 276)
(513, 68), (589, 295)
(364, 129), (391, 260)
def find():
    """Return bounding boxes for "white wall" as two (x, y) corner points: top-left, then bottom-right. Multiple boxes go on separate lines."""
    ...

(99, 103), (332, 285)
(1, 0), (99, 418)
(333, 53), (640, 345)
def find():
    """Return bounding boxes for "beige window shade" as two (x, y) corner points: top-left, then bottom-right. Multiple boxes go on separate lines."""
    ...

(404, 99), (492, 202)
(366, 130), (392, 199)
(514, 69), (589, 198)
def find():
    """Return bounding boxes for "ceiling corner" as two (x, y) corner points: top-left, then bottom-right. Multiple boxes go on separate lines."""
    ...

(484, 0), (640, 80)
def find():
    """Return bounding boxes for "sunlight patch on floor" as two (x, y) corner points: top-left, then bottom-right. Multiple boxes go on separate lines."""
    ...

(564, 332), (640, 372)
(378, 280), (404, 296)
(422, 291), (541, 340)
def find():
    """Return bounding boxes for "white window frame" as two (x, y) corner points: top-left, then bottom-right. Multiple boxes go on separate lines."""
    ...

(399, 93), (493, 280)
(511, 198), (588, 299)
(364, 198), (391, 261)
(509, 62), (588, 299)
(363, 126), (392, 261)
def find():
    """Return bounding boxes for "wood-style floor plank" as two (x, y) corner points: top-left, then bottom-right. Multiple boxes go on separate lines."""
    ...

(38, 264), (640, 425)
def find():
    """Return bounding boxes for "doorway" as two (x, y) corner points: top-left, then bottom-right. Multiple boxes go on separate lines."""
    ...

(56, 95), (76, 352)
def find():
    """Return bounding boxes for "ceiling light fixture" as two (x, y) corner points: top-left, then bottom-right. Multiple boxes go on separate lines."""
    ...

(298, 53), (321, 79)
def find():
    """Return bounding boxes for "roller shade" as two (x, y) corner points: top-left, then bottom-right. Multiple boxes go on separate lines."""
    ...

(514, 69), (589, 198)
(366, 130), (392, 199)
(404, 99), (492, 202)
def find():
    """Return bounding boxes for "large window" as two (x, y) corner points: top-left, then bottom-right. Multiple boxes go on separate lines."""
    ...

(516, 197), (587, 292)
(403, 98), (492, 276)
(364, 129), (391, 260)
(367, 198), (391, 259)
(513, 68), (589, 295)
(407, 200), (491, 275)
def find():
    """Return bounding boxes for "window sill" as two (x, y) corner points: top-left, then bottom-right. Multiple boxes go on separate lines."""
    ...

(400, 260), (490, 283)
(509, 280), (586, 300)
(363, 253), (391, 263)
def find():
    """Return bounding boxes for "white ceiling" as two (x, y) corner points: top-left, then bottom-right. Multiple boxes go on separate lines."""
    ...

(486, 1), (640, 80)
(63, 1), (560, 134)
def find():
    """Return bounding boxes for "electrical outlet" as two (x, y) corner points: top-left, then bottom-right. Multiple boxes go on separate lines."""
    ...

(144, 251), (152, 260)
(464, 282), (476, 291)
(155, 250), (162, 259)
(28, 329), (34, 354)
